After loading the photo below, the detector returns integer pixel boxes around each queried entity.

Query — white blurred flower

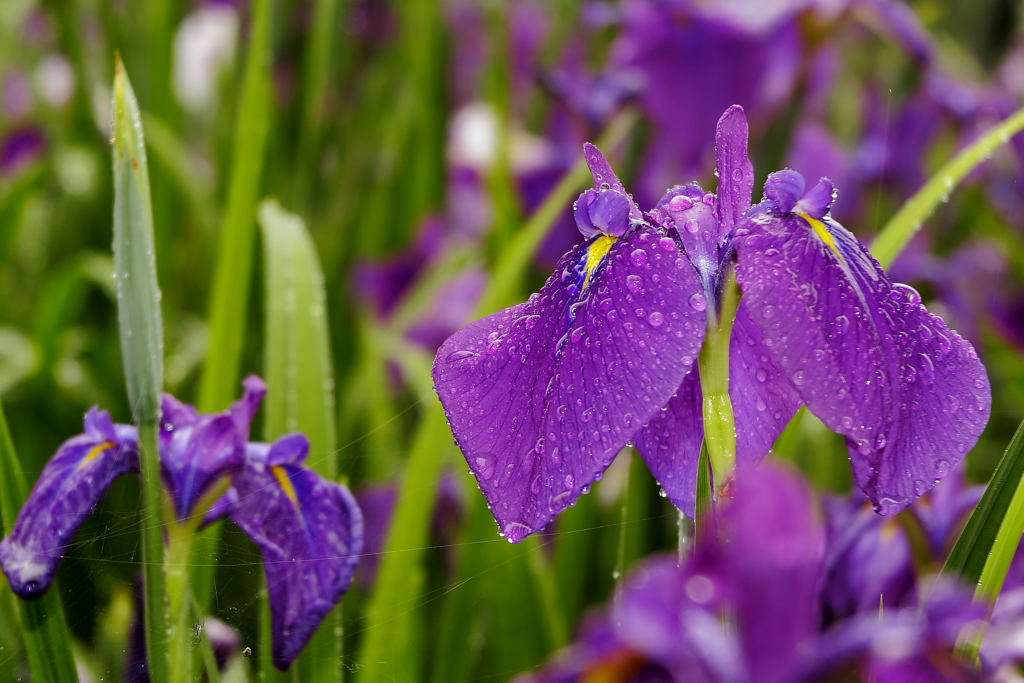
[172,5,238,115]
[448,100,553,174]
[35,54,75,108]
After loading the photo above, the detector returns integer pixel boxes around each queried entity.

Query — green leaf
[355,400,450,683]
[198,0,274,414]
[942,416,1024,587]
[111,56,169,683]
[258,198,341,682]
[871,104,1024,268]
[0,402,78,683]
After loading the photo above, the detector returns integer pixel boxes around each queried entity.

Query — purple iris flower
[0,376,363,671]
[519,463,983,683]
[434,103,990,542]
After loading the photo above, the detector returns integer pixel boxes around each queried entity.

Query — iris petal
[714,104,755,240]
[433,226,707,541]
[0,408,138,599]
[633,369,703,517]
[228,438,363,671]
[733,212,991,513]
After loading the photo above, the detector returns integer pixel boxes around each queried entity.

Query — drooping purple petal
[0,408,138,599]
[714,104,755,239]
[228,438,363,671]
[433,225,707,542]
[633,368,703,517]
[732,208,992,514]
[794,178,835,219]
[729,303,803,467]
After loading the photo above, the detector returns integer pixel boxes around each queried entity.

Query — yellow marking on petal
[77,441,115,471]
[271,465,299,509]
[798,212,844,263]
[582,234,616,291]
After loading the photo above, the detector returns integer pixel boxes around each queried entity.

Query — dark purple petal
[729,303,803,468]
[633,368,703,517]
[228,439,363,671]
[229,374,267,441]
[582,143,643,221]
[0,127,45,176]
[762,170,804,214]
[733,212,991,514]
[820,495,915,625]
[433,225,707,541]
[714,104,754,238]
[0,409,138,599]
[912,461,983,558]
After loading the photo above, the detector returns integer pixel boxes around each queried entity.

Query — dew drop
[669,195,693,211]
[684,218,700,234]
[626,274,644,293]
[833,315,850,335]
[565,474,575,489]
[755,397,767,412]
[658,236,678,252]
[648,311,665,327]
[919,353,936,386]
[732,168,743,181]
[841,416,853,429]
[570,327,584,343]
[606,309,619,323]
[936,460,951,477]
[874,433,887,449]
[793,370,806,386]
[762,305,776,320]
[756,369,767,383]
[476,457,496,480]
[913,479,928,496]
[631,249,648,268]
[689,293,707,311]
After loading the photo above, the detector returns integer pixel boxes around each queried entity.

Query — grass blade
[258,198,341,681]
[198,0,274,414]
[355,400,449,683]
[0,403,78,683]
[111,56,169,683]
[871,104,1024,268]
[942,416,1024,586]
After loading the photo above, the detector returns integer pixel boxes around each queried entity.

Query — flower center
[582,234,616,291]
[798,212,844,263]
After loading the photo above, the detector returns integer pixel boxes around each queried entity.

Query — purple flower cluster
[516,463,988,683]
[0,376,363,671]
[432,105,991,543]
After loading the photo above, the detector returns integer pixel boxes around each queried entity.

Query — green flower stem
[697,270,740,496]
[165,529,195,683]
[871,104,1024,269]
[137,423,169,683]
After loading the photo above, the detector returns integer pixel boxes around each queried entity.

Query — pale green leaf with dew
[111,55,169,683]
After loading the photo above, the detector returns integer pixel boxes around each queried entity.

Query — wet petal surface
[0,408,138,599]
[228,439,363,670]
[433,225,706,540]
[733,212,991,513]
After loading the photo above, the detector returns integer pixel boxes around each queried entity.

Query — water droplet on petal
[648,311,664,327]
[626,274,643,293]
[756,369,767,383]
[631,249,648,268]
[833,315,850,335]
[684,218,700,234]
[755,397,767,412]
[793,370,806,386]
[689,293,707,311]
[669,195,693,211]
[658,236,678,252]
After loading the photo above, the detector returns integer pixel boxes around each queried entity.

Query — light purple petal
[229,374,267,442]
[714,104,755,239]
[794,177,835,219]
[762,170,804,214]
[228,451,363,670]
[573,188,632,238]
[733,212,991,514]
[583,143,643,221]
[729,303,803,467]
[0,413,138,599]
[650,184,721,303]
[633,368,703,517]
[433,226,707,541]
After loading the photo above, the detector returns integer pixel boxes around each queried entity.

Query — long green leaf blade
[258,198,341,682]
[198,0,273,413]
[111,55,169,683]
[0,403,78,683]
[942,416,1024,585]
[871,104,1024,268]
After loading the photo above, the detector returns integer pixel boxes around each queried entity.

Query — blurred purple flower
[2,70,33,119]
[0,377,362,671]
[520,462,983,683]
[1,127,45,175]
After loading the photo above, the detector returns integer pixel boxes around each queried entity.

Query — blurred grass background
[0,0,1023,680]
